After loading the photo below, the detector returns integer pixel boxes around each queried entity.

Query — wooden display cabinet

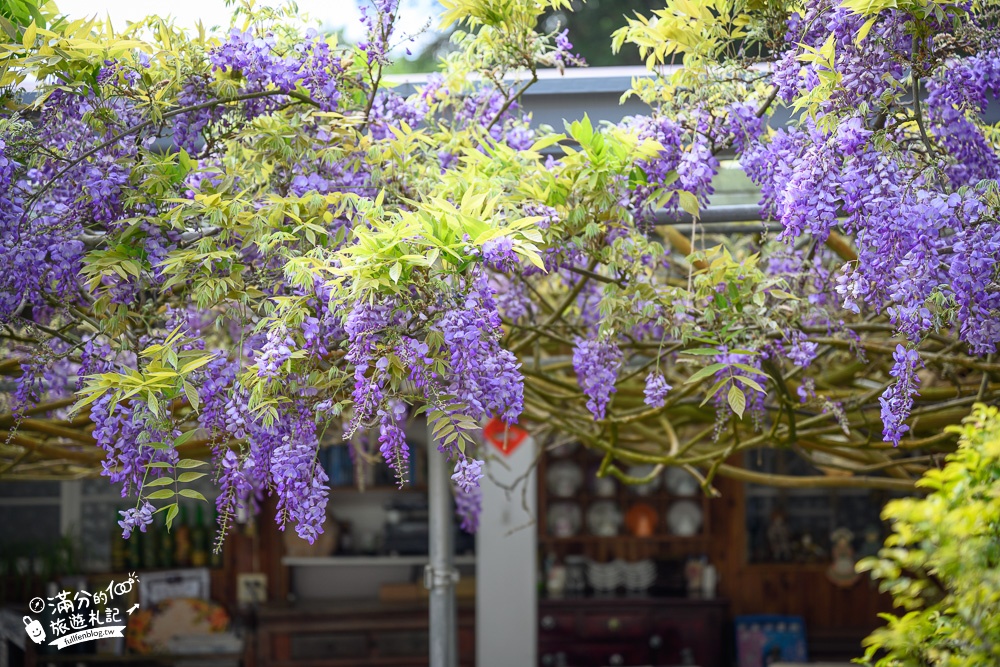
[536,445,728,667]
[538,597,727,667]
[537,445,713,562]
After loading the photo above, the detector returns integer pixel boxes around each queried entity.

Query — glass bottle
[190,505,209,567]
[141,519,158,570]
[158,513,175,569]
[126,523,142,571]
[174,505,192,567]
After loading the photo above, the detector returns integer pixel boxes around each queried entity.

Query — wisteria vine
[1,0,999,548]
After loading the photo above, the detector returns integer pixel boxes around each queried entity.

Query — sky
[56,0,442,53]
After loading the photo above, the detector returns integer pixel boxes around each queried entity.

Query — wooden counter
[255,599,474,667]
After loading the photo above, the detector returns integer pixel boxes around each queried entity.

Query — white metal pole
[426,438,458,667]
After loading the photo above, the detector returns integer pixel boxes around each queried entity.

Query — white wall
[476,436,537,667]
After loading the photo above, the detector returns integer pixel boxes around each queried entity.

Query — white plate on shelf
[665,466,700,497]
[666,500,703,537]
[547,502,582,537]
[546,460,584,498]
[591,468,617,497]
[586,501,622,537]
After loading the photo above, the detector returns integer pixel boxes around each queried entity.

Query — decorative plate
[624,503,658,537]
[664,467,699,497]
[547,502,583,537]
[590,469,617,498]
[586,501,622,537]
[666,500,703,537]
[546,461,584,498]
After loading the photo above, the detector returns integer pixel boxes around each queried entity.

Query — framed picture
[139,568,211,606]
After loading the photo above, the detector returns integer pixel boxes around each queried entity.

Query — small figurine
[826,527,860,587]
[685,556,705,594]
[767,509,792,561]
[857,524,882,559]
[796,532,826,562]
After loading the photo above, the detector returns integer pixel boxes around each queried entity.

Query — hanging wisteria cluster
[1,0,999,546]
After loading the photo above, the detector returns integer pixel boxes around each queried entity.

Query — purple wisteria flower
[437,269,523,425]
[118,501,154,539]
[786,333,819,368]
[369,89,427,140]
[482,236,517,271]
[643,372,672,409]
[345,300,394,431]
[378,399,410,487]
[572,337,623,420]
[879,345,922,446]
[551,30,585,71]
[217,449,254,532]
[454,482,482,533]
[256,324,295,380]
[271,417,329,543]
[451,458,484,494]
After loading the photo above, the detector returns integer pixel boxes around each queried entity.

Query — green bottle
[190,505,209,567]
[158,513,175,569]
[141,519,158,570]
[174,505,192,567]
[126,527,142,571]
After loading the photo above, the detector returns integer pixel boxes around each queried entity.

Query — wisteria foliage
[1,0,999,544]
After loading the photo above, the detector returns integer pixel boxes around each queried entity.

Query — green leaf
[22,21,36,49]
[146,489,176,500]
[177,471,207,483]
[734,375,766,393]
[184,380,201,412]
[700,377,731,407]
[855,16,877,45]
[728,385,746,419]
[177,458,208,469]
[685,363,727,384]
[178,489,207,502]
[677,190,699,217]
[730,363,767,378]
[175,429,199,447]
[180,356,214,374]
[144,477,174,487]
[165,503,179,530]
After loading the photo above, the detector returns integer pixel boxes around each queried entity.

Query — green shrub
[858,404,1000,666]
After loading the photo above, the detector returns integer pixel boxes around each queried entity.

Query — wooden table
[255,599,475,667]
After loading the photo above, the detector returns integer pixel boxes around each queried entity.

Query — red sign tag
[483,417,529,456]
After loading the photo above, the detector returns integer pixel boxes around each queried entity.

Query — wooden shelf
[537,449,713,560]
[282,555,476,567]
[539,535,710,544]
[742,561,831,572]
[327,485,428,494]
